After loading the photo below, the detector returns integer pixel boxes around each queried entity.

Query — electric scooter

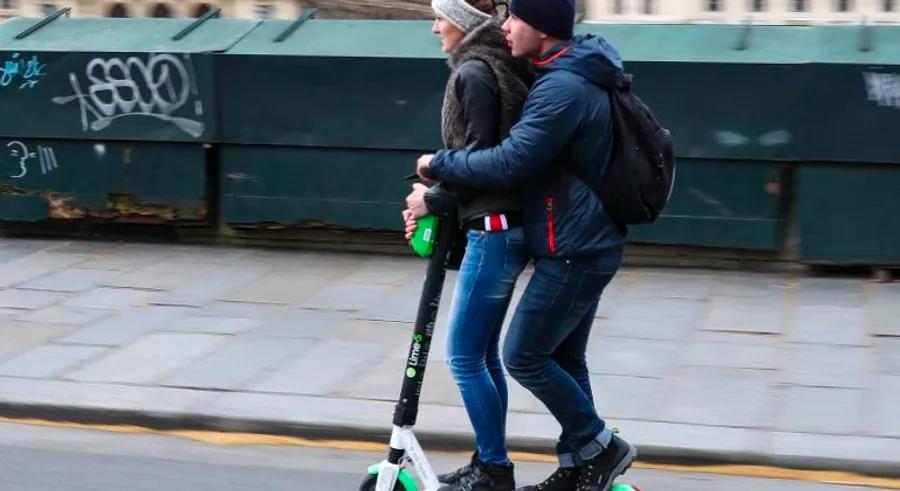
[359,208,641,491]
[358,210,455,491]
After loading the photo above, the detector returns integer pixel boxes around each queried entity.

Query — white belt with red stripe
[483,213,510,232]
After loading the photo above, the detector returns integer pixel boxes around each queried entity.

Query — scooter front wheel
[358,473,408,491]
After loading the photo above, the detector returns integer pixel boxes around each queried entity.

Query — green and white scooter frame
[368,425,440,491]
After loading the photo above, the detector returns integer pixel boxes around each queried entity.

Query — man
[414,1,636,490]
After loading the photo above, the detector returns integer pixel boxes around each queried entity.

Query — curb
[1,401,898,479]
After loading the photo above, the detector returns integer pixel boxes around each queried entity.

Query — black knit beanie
[509,0,576,40]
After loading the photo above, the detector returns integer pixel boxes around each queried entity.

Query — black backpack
[597,73,676,226]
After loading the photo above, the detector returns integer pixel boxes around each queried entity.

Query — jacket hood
[533,34,624,88]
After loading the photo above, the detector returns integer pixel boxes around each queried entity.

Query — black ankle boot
[438,451,479,484]
[516,466,579,491]
[439,460,515,491]
[575,434,637,491]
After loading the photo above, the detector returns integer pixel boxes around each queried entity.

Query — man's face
[501,13,544,58]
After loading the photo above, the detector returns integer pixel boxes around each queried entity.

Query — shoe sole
[597,444,638,491]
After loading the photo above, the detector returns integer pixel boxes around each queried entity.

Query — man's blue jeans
[446,228,528,466]
[502,248,623,467]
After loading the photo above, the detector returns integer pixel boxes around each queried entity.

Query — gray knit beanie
[431,0,492,33]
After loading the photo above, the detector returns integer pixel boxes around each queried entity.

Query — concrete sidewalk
[0,237,898,476]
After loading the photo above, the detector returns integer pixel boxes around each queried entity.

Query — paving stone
[662,366,774,428]
[356,281,422,323]
[419,363,465,407]
[0,246,42,264]
[507,376,547,413]
[76,251,165,273]
[18,269,122,293]
[0,321,75,361]
[587,337,680,378]
[0,344,107,378]
[591,375,665,421]
[693,330,780,345]
[794,277,865,307]
[192,301,289,321]
[318,352,402,403]
[624,269,715,300]
[778,385,867,434]
[253,309,355,339]
[703,296,787,334]
[340,319,417,349]
[60,306,193,346]
[0,376,214,415]
[249,339,386,395]
[219,271,326,305]
[708,273,793,299]
[246,249,358,270]
[103,260,216,291]
[67,333,227,384]
[162,337,314,390]
[879,376,900,438]
[594,272,633,319]
[770,431,900,476]
[600,297,703,341]
[163,316,261,335]
[203,391,394,432]
[169,246,253,265]
[64,287,157,310]
[299,283,397,311]
[681,340,781,370]
[0,289,64,310]
[876,337,900,375]
[17,305,113,326]
[781,344,874,388]
[0,251,90,288]
[336,255,422,285]
[149,267,269,307]
[790,305,869,346]
[42,241,118,255]
[868,281,900,335]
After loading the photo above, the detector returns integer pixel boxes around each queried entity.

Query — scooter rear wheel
[359,473,407,491]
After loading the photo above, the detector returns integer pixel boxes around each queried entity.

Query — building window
[150,3,172,17]
[643,0,654,14]
[40,3,56,15]
[750,0,765,11]
[792,0,808,11]
[108,2,129,17]
[835,0,852,11]
[1,0,16,10]
[883,0,895,10]
[193,3,213,17]
[612,0,624,14]
[706,0,721,11]
[255,4,276,19]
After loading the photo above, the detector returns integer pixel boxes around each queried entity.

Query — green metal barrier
[0,15,256,222]
[0,16,897,265]
[216,18,447,230]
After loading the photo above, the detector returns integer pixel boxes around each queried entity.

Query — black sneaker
[515,466,579,491]
[575,434,637,491]
[439,461,515,491]
[438,451,480,484]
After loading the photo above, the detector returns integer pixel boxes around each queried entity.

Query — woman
[402,1,532,490]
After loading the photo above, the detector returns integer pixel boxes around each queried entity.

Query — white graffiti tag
[863,72,900,109]
[7,141,59,179]
[52,53,204,138]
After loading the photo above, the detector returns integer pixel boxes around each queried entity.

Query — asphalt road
[0,420,889,491]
